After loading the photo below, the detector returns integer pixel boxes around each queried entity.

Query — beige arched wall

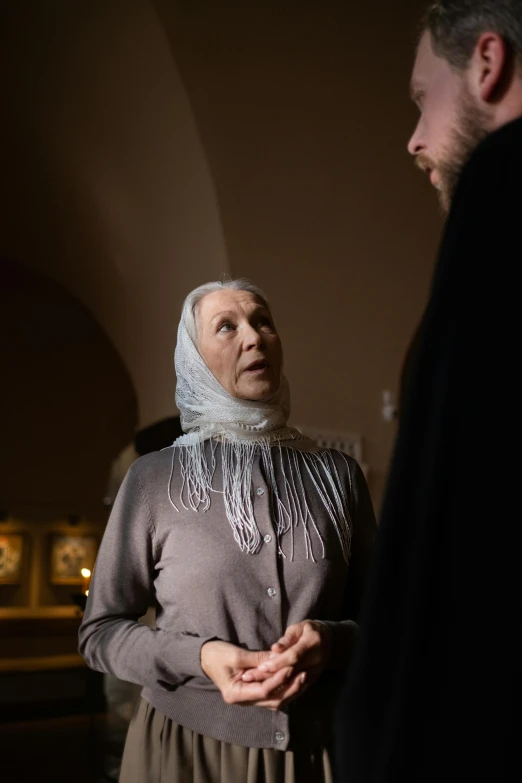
[155,0,444,509]
[0,259,137,519]
[0,258,137,624]
[0,0,229,429]
[1,0,445,511]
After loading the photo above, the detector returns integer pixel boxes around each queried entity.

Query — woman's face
[196,289,283,401]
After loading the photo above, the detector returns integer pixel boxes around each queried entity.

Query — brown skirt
[119,698,333,783]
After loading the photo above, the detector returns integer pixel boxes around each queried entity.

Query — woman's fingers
[201,639,314,711]
[250,666,294,699]
[259,671,307,710]
[270,623,303,653]
[271,636,290,653]
[259,637,311,673]
[241,646,302,679]
[224,666,293,705]
[261,623,325,673]
[241,667,274,683]
[233,647,272,671]
[201,640,269,684]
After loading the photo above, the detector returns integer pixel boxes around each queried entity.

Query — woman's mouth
[245,360,269,374]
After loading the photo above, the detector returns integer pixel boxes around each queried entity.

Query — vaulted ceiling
[1,0,440,509]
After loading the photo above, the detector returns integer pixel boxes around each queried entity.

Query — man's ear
[470,32,508,102]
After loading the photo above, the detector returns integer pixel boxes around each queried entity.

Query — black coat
[334,117,522,782]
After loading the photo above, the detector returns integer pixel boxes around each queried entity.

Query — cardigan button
[275,731,285,742]
[267,587,276,597]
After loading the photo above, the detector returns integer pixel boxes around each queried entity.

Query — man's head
[408,1,522,213]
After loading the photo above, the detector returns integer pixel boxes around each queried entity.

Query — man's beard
[418,91,490,215]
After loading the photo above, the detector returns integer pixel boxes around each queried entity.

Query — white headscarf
[168,291,352,561]
[174,309,294,441]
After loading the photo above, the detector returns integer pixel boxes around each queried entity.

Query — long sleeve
[321,460,377,669]
[78,461,214,689]
[334,119,522,782]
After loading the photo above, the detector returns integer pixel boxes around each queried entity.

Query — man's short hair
[422,1,522,70]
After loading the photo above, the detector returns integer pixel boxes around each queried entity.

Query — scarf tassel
[167,438,352,563]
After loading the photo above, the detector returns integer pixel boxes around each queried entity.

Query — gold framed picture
[0,534,24,584]
[50,535,98,585]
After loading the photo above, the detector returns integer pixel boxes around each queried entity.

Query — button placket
[253,478,275,548]
[252,468,281,655]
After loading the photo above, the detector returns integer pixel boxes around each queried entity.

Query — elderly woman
[79,278,376,783]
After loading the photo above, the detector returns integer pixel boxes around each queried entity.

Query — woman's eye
[259,318,274,329]
[218,322,235,332]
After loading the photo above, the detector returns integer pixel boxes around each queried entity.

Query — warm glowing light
[81,567,92,600]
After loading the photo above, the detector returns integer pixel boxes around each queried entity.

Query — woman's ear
[470,32,508,102]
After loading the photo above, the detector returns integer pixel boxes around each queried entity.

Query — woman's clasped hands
[200,620,332,711]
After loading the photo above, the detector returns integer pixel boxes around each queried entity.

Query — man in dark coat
[334,2,522,781]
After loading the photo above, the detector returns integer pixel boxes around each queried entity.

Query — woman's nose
[244,324,264,349]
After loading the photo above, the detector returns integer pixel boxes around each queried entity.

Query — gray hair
[181,278,271,345]
[421,1,522,70]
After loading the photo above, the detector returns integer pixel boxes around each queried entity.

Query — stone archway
[0,258,137,520]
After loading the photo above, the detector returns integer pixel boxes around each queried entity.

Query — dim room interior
[0,1,442,780]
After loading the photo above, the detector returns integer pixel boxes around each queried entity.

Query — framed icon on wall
[49,534,98,585]
[0,534,24,584]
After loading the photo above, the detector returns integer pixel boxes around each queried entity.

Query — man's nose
[407,122,425,157]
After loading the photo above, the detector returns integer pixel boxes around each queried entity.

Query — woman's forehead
[199,289,267,321]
